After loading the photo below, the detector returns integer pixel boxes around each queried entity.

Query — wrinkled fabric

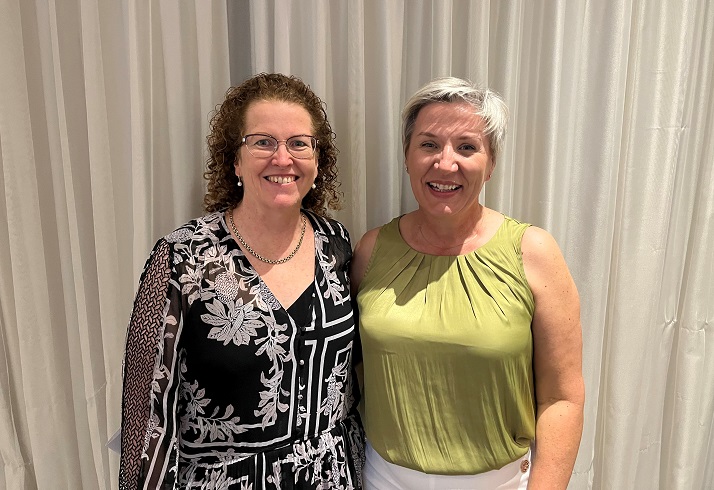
[358,216,534,475]
[120,211,365,489]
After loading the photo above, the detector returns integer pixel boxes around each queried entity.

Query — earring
[311,182,317,189]
[237,176,243,187]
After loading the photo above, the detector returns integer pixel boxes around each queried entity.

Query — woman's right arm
[119,239,182,490]
[349,227,380,391]
[349,227,380,296]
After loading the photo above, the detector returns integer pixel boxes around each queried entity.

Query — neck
[234,201,303,232]
[228,203,308,265]
[415,205,485,245]
[230,202,305,254]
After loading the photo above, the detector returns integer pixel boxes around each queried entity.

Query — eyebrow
[416,131,483,140]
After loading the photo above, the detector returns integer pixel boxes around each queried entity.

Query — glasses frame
[241,133,318,159]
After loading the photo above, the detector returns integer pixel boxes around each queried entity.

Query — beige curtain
[236,1,714,489]
[1,0,712,489]
[0,0,229,488]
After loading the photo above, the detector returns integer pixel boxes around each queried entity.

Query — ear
[234,157,241,178]
[485,159,496,181]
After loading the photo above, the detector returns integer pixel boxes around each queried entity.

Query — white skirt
[363,441,531,490]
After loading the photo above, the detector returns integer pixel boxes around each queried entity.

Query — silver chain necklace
[228,210,307,265]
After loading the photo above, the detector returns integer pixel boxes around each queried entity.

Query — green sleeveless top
[357,215,536,475]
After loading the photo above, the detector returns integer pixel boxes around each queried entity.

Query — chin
[270,196,305,209]
[419,203,457,215]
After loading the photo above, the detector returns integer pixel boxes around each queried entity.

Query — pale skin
[351,101,584,488]
[228,100,319,308]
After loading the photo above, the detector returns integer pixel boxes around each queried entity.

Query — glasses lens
[286,136,316,158]
[245,135,278,156]
[243,134,316,158]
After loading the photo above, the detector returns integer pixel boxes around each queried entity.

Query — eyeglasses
[241,133,318,159]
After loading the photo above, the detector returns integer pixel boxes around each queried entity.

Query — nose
[434,145,458,172]
[273,143,293,166]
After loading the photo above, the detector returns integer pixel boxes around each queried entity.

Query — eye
[253,138,275,148]
[287,136,316,153]
[420,141,438,151]
[458,143,480,153]
[288,139,309,149]
[456,141,483,156]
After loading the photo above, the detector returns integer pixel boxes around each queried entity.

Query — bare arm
[521,227,585,490]
[349,227,380,391]
[350,227,380,296]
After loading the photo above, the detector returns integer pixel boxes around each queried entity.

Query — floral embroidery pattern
[123,211,364,489]
[203,298,263,346]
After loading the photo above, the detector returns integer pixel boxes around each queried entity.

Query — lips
[428,182,461,192]
[266,176,298,184]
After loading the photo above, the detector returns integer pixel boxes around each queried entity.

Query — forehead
[414,102,485,135]
[244,100,314,133]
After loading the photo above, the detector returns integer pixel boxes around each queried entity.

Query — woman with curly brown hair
[120,73,365,489]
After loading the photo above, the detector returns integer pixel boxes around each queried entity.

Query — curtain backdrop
[0,0,229,488]
[0,0,712,489]
[234,1,714,489]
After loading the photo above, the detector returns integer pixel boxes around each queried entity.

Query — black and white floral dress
[119,210,365,490]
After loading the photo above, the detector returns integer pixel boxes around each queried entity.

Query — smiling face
[235,100,318,213]
[405,101,494,219]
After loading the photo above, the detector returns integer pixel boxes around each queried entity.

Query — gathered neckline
[395,214,508,258]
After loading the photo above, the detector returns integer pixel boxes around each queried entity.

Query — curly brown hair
[203,73,342,216]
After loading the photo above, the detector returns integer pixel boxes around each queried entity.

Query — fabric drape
[1,0,712,489]
[0,1,229,488]
[239,1,714,489]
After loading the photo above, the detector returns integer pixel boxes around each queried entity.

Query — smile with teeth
[428,182,461,192]
[266,176,297,184]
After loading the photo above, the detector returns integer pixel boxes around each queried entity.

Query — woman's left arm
[521,226,585,490]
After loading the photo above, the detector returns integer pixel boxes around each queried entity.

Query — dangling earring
[237,176,243,187]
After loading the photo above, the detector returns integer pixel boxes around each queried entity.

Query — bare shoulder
[521,226,579,322]
[521,226,578,310]
[521,225,560,259]
[350,226,382,295]
[521,226,571,289]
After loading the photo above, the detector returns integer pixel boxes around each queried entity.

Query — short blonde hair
[402,77,509,164]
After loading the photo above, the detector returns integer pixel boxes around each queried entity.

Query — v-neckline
[221,211,319,314]
[285,281,315,327]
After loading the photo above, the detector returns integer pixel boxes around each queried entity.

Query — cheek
[404,153,418,174]
[409,171,424,192]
